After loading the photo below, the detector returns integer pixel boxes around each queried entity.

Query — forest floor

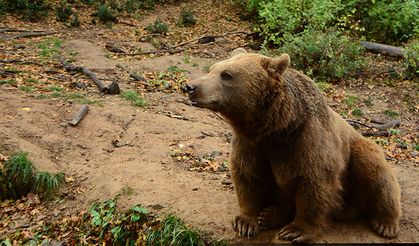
[0,0,418,244]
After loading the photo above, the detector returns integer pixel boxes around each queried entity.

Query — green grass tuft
[34,172,65,197]
[146,214,203,246]
[120,90,146,107]
[1,151,65,201]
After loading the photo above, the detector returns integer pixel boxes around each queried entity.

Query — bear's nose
[183,83,197,95]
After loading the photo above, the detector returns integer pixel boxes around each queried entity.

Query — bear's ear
[264,53,290,76]
[231,48,248,57]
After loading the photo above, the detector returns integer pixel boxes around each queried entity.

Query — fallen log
[347,119,401,131]
[118,48,185,56]
[362,131,390,137]
[1,31,58,41]
[170,30,251,49]
[59,57,120,94]
[0,59,42,65]
[360,41,404,58]
[69,105,89,126]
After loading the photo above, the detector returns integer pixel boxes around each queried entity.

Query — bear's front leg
[277,179,342,243]
[231,173,274,238]
[229,138,276,238]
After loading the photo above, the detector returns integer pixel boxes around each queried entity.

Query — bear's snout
[183,83,197,96]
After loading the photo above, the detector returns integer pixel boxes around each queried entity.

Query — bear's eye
[220,71,233,81]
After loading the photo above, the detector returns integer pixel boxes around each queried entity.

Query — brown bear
[185,48,401,243]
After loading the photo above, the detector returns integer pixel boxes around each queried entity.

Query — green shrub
[278,29,366,81]
[249,0,342,45]
[146,18,169,34]
[178,9,196,27]
[95,3,118,23]
[358,0,418,44]
[244,0,418,45]
[56,0,73,22]
[0,0,50,21]
[70,14,81,27]
[403,41,419,79]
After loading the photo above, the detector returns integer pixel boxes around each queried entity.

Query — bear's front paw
[277,222,314,243]
[232,215,260,238]
[257,206,283,231]
[370,220,399,238]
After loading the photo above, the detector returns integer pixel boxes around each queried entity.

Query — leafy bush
[243,0,418,45]
[146,18,169,34]
[351,0,418,44]
[56,0,73,22]
[178,9,196,27]
[0,152,65,200]
[249,0,341,45]
[0,0,50,21]
[278,29,366,81]
[403,41,419,79]
[95,3,118,23]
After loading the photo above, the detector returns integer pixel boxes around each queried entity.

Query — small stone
[221,179,232,185]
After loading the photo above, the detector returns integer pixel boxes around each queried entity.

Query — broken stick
[59,57,120,94]
[69,105,89,126]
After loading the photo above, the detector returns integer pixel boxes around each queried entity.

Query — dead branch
[69,105,89,126]
[371,119,401,131]
[347,119,401,131]
[361,41,404,58]
[105,42,126,53]
[0,27,52,33]
[1,31,58,41]
[170,31,251,49]
[0,59,42,65]
[118,48,185,56]
[362,131,390,137]
[59,57,120,94]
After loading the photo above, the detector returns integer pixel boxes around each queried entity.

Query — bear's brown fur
[185,49,401,243]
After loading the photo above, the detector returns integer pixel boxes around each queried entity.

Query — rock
[221,179,232,185]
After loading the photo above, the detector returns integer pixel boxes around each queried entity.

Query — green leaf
[131,205,148,214]
[131,214,141,222]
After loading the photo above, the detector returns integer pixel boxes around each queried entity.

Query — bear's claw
[232,215,260,238]
[277,222,312,243]
[371,220,399,238]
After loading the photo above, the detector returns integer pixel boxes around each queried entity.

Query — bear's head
[185,49,290,125]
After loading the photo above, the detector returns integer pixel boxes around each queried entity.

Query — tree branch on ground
[68,105,89,126]
[59,57,120,94]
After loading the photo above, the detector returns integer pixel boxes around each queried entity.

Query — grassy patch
[19,85,35,93]
[0,79,17,86]
[146,214,202,245]
[36,92,101,105]
[344,95,359,107]
[383,109,399,118]
[351,108,364,117]
[0,152,64,200]
[120,90,146,107]
[38,37,62,60]
[48,86,64,92]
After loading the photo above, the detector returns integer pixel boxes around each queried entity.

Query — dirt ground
[0,0,418,244]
